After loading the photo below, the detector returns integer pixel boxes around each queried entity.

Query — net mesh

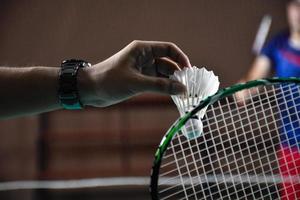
[157,83,300,200]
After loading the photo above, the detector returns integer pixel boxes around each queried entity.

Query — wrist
[77,67,95,106]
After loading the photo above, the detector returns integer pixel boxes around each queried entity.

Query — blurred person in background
[236,1,300,199]
[0,40,190,119]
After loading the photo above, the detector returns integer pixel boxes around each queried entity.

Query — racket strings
[278,85,300,199]
[199,84,296,198]
[162,96,290,180]
[161,87,300,168]
[173,90,282,198]
[159,129,281,190]
[162,104,276,197]
[157,83,300,200]
[161,122,282,198]
[160,111,294,184]
[172,78,288,121]
[237,86,278,198]
[162,85,300,161]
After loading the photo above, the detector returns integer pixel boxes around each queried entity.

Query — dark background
[0,0,288,199]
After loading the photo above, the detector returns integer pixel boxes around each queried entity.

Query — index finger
[135,41,191,68]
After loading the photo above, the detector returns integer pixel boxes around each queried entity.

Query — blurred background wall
[0,0,288,199]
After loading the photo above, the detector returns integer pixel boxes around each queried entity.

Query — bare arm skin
[0,40,191,119]
[235,55,272,104]
[0,67,62,119]
[239,55,271,83]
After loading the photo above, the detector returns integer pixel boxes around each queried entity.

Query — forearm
[0,66,62,119]
[0,41,191,119]
[241,56,271,82]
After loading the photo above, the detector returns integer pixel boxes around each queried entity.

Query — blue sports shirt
[261,31,300,148]
[261,31,300,77]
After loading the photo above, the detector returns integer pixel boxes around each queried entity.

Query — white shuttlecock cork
[170,66,220,139]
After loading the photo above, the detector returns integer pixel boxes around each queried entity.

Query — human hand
[234,80,252,106]
[79,40,191,107]
[235,89,249,106]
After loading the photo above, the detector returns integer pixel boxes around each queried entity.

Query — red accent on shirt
[281,50,300,67]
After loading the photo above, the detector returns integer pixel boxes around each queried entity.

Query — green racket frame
[149,77,300,200]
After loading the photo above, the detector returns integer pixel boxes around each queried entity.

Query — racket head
[150,77,300,200]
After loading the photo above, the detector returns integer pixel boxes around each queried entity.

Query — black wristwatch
[58,59,91,110]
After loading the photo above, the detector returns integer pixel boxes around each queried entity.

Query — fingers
[124,40,190,96]
[135,74,186,95]
[235,88,253,107]
[130,40,191,68]
[155,57,181,76]
[235,91,247,107]
[151,41,191,68]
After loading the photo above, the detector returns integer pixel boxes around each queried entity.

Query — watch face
[62,59,91,68]
[82,62,92,68]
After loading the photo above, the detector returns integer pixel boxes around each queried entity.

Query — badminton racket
[150,77,300,200]
[252,14,272,55]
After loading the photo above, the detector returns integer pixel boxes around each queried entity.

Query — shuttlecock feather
[170,66,219,139]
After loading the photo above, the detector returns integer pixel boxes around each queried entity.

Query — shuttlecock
[170,66,219,139]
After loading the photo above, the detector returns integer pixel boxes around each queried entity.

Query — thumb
[136,75,186,95]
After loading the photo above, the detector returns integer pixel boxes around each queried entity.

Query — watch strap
[58,59,91,110]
